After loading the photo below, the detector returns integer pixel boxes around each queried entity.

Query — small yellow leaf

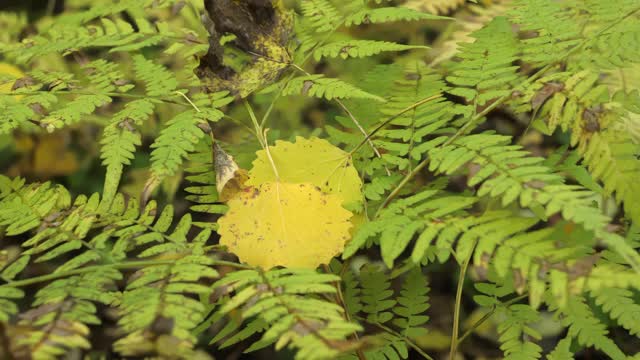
[214,142,249,202]
[32,134,79,177]
[218,182,353,269]
[248,137,362,209]
[0,63,25,97]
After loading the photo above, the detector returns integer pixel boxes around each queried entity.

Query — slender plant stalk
[456,293,529,346]
[449,240,476,360]
[357,316,435,360]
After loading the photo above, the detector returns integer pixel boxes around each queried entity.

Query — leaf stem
[244,99,266,148]
[449,240,476,360]
[357,316,434,360]
[456,293,528,346]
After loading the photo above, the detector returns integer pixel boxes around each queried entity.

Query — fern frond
[429,0,511,66]
[346,191,602,307]
[114,253,218,357]
[8,269,120,359]
[428,133,562,206]
[517,70,640,224]
[392,267,429,338]
[300,0,341,32]
[427,133,640,273]
[99,99,154,205]
[100,198,205,260]
[20,193,103,272]
[344,7,447,26]
[183,137,228,224]
[376,61,453,169]
[554,296,626,360]
[497,304,542,360]
[84,59,134,93]
[49,0,175,27]
[547,337,573,360]
[446,16,520,106]
[283,75,385,101]
[474,283,543,359]
[0,176,70,236]
[133,54,179,97]
[345,189,478,266]
[0,286,23,322]
[113,219,218,357]
[592,287,640,336]
[41,94,112,131]
[360,265,396,324]
[314,40,426,60]
[350,333,408,360]
[5,16,183,63]
[0,95,34,135]
[572,0,640,69]
[508,0,582,65]
[209,268,362,359]
[581,119,640,224]
[330,260,363,318]
[150,107,220,181]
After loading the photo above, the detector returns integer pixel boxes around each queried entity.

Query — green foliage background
[0,0,639,359]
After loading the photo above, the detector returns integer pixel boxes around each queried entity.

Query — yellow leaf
[248,137,362,209]
[218,182,353,269]
[32,134,79,177]
[0,63,25,96]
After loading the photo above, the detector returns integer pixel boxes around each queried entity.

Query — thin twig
[357,316,435,360]
[456,293,528,346]
[449,240,476,360]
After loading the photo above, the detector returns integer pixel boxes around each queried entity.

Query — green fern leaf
[592,287,640,336]
[498,304,542,360]
[0,286,23,322]
[133,54,178,97]
[446,17,520,106]
[284,75,385,101]
[392,267,430,338]
[344,7,447,26]
[209,268,361,359]
[115,255,218,356]
[556,296,626,360]
[360,265,396,324]
[0,95,34,135]
[300,0,341,32]
[313,40,426,60]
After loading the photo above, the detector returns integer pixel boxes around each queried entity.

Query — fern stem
[357,316,434,360]
[5,259,250,288]
[244,99,266,149]
[349,93,443,158]
[175,91,201,112]
[456,293,528,346]
[449,240,476,360]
